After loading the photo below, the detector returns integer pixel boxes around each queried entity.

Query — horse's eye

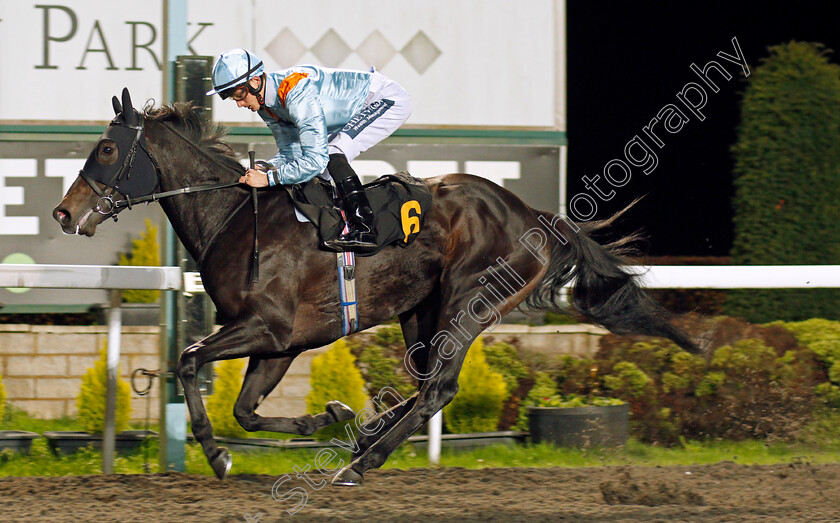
[97,141,118,165]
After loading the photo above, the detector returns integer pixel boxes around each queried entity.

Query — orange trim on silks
[277,72,309,107]
[263,106,281,122]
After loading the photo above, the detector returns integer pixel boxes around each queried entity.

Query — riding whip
[249,150,260,284]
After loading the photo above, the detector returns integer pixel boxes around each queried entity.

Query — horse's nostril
[53,208,70,226]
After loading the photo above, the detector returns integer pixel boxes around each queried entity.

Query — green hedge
[772,319,840,407]
[330,317,840,443]
[726,41,840,322]
[484,341,531,430]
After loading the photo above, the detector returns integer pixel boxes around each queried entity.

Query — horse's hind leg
[233,356,355,435]
[332,316,475,486]
[352,305,435,458]
[352,393,417,460]
[332,287,495,485]
[333,245,545,485]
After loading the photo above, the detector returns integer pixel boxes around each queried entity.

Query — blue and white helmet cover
[206,49,265,98]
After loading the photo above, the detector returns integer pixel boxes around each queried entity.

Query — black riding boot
[325,153,378,252]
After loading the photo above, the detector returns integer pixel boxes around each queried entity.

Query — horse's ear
[121,88,138,125]
[112,96,122,116]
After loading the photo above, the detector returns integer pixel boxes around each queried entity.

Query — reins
[113,178,242,210]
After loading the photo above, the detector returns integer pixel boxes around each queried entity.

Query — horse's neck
[145,121,248,264]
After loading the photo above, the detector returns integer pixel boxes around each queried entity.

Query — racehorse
[53,89,699,485]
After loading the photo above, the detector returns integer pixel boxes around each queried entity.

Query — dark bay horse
[53,89,698,484]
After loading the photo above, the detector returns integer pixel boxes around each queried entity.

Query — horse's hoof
[326,400,356,423]
[331,466,364,486]
[210,447,232,480]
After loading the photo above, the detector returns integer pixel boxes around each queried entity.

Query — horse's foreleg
[176,315,285,479]
[233,356,355,435]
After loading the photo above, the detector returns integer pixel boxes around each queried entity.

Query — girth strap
[336,250,359,336]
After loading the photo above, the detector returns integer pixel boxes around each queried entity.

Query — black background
[566,0,840,256]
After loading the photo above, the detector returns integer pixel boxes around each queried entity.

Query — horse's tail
[525,204,701,354]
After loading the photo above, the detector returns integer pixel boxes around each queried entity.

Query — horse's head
[53,88,160,236]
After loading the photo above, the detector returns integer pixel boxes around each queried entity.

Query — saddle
[283,171,432,256]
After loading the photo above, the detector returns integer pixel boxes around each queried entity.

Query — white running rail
[0,264,181,474]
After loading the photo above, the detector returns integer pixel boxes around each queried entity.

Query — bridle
[80,118,241,222]
[80,119,159,220]
[79,115,259,283]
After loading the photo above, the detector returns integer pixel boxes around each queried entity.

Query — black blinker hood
[81,88,159,199]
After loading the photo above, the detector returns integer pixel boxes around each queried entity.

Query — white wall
[0,0,564,129]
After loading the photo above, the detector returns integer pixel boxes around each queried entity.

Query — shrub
[710,339,778,378]
[535,394,625,408]
[77,345,132,434]
[515,370,625,429]
[119,218,161,303]
[695,371,726,397]
[773,318,840,407]
[484,341,531,430]
[814,382,840,408]
[524,371,558,402]
[774,319,840,375]
[694,338,817,440]
[443,339,507,433]
[484,342,529,394]
[515,371,558,430]
[357,345,415,411]
[662,352,706,394]
[0,373,6,422]
[603,361,654,399]
[347,324,417,409]
[726,41,840,322]
[602,352,687,443]
[596,324,820,444]
[306,340,368,440]
[552,355,601,396]
[206,359,247,439]
[598,338,684,379]
[370,324,404,347]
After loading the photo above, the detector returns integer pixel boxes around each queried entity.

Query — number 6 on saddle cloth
[286,171,432,256]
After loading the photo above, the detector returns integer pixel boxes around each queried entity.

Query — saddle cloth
[283,171,432,257]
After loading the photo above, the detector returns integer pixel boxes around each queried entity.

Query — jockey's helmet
[206,49,265,99]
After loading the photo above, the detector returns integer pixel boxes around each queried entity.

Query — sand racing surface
[2,461,840,521]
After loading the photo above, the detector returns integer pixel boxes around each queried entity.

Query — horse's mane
[144,102,244,174]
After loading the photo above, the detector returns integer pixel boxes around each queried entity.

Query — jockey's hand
[239,168,269,188]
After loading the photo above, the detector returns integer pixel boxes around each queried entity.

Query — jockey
[206,48,412,252]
